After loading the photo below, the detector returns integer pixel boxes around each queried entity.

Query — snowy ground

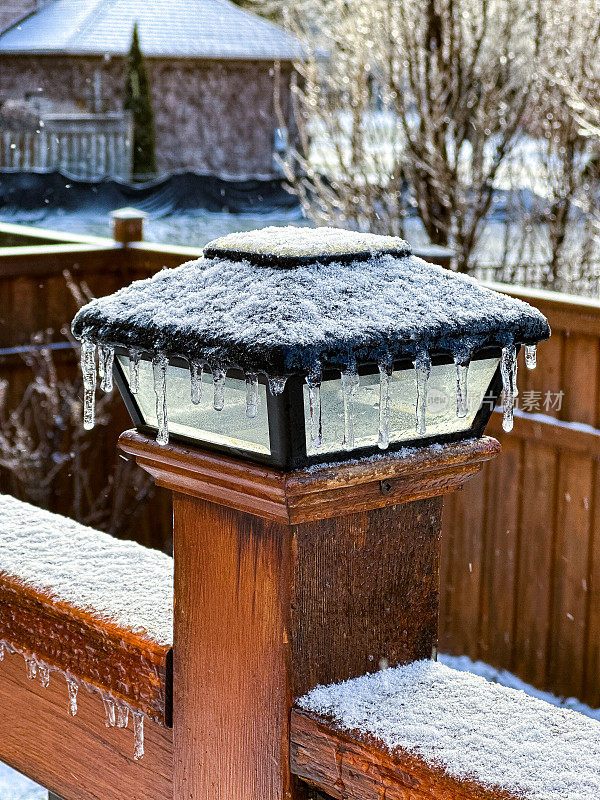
[1,652,598,799]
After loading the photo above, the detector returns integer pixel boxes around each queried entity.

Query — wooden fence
[2,223,600,705]
[441,284,600,707]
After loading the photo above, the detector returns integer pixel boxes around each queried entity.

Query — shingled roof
[0,0,301,60]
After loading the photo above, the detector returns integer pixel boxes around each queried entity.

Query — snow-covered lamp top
[71,226,550,463]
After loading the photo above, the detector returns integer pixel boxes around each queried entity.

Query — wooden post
[111,208,146,245]
[119,431,500,800]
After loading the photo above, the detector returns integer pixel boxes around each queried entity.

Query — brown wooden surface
[290,498,441,697]
[172,494,292,800]
[119,431,500,524]
[290,709,518,800]
[0,573,170,723]
[441,279,600,707]
[0,647,173,800]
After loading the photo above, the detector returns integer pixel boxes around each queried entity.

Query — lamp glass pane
[304,357,499,456]
[117,356,271,455]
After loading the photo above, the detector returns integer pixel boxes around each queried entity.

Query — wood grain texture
[290,709,518,800]
[0,575,170,723]
[119,431,500,524]
[290,498,442,697]
[172,494,292,800]
[0,648,173,800]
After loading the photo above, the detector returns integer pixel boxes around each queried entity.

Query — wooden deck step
[291,660,600,800]
[0,494,173,724]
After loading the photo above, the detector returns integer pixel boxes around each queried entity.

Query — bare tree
[280,0,543,272]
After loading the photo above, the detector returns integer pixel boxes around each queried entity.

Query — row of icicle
[81,341,538,448]
[0,640,145,760]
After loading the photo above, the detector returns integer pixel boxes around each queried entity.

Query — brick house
[0,0,299,178]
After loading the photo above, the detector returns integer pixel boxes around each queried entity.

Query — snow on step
[0,494,173,733]
[297,659,600,800]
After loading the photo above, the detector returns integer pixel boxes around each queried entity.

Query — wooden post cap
[110,207,147,245]
[118,430,501,523]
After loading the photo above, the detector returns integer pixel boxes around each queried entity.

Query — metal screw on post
[380,479,393,495]
[110,207,147,246]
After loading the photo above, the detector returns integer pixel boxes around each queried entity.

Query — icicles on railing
[0,641,5,661]
[133,711,144,760]
[129,349,141,394]
[378,356,393,450]
[525,344,537,370]
[306,366,323,449]
[414,351,431,435]
[341,368,360,450]
[455,360,469,419]
[25,655,37,680]
[152,354,169,446]
[38,662,50,688]
[117,704,130,729]
[190,361,203,405]
[501,343,517,432]
[103,697,116,727]
[213,369,226,411]
[66,676,78,716]
[246,374,259,419]
[81,340,96,430]
[99,345,114,393]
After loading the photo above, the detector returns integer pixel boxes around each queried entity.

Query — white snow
[297,659,600,800]
[0,762,46,800]
[0,494,173,647]
[205,225,410,260]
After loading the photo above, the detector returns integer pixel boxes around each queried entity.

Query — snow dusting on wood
[0,494,173,647]
[298,659,600,800]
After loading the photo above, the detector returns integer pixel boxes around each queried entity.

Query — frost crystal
[152,354,169,446]
[525,344,537,370]
[25,656,37,680]
[38,662,50,688]
[0,641,5,662]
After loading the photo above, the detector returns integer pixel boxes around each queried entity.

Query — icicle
[190,361,203,405]
[525,344,537,370]
[99,346,114,393]
[66,677,78,716]
[117,704,130,729]
[133,711,144,760]
[0,641,5,661]
[152,354,169,446]
[38,662,50,688]
[306,366,323,449]
[501,343,517,433]
[213,369,226,411]
[414,351,431,435]
[25,656,37,680]
[377,357,393,450]
[103,697,116,728]
[129,349,141,394]
[81,340,97,430]
[341,369,360,451]
[268,375,288,396]
[245,374,259,418]
[455,360,469,419]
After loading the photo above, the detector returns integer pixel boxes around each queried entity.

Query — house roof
[0,0,300,61]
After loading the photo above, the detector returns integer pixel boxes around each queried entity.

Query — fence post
[110,207,146,245]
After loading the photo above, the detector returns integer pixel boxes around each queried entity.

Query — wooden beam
[290,709,519,800]
[0,649,173,800]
